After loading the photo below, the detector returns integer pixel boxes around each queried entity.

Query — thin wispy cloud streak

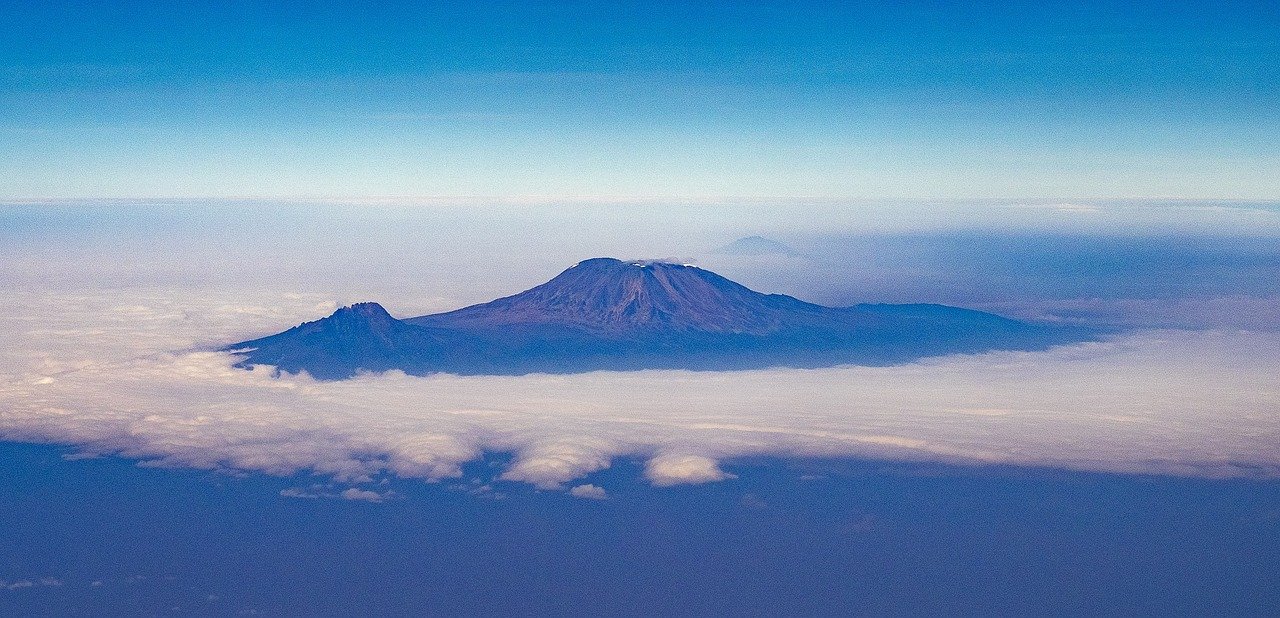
[2,288,1276,489]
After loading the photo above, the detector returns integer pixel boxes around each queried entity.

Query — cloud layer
[2,287,1278,491]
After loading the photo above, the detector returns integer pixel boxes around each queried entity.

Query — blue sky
[1,1,1277,198]
[3,7,1280,613]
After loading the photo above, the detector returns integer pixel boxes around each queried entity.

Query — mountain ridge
[225,258,1093,379]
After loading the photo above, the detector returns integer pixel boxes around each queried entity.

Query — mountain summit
[414,258,802,335]
[225,258,1091,379]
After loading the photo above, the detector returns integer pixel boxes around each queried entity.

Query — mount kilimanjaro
[224,258,1091,379]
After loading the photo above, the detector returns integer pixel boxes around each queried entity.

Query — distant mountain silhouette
[714,236,805,257]
[225,258,1093,379]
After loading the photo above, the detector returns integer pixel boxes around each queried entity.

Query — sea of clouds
[2,201,1278,494]
[2,286,1277,492]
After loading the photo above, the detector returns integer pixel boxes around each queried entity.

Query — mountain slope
[225,302,496,379]
[225,258,1092,379]
[409,258,823,334]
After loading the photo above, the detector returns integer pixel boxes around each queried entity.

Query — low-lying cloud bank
[1,289,1278,490]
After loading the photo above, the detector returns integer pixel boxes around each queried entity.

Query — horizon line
[3,195,1277,206]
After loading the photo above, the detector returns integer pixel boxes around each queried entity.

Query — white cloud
[1,578,62,591]
[498,439,617,489]
[646,455,736,486]
[340,488,391,503]
[568,484,608,500]
[281,484,392,502]
[0,288,1278,492]
[280,487,322,499]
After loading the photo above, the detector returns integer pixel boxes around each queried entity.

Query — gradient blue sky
[1,0,1277,198]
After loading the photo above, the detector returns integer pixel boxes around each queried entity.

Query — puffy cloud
[646,455,735,486]
[0,288,1278,492]
[499,439,617,489]
[568,484,608,500]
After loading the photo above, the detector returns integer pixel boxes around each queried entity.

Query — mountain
[220,302,497,378]
[411,258,807,335]
[714,236,805,258]
[224,258,1092,379]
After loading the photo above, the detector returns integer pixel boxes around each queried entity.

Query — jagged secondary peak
[275,302,402,345]
[330,302,394,322]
